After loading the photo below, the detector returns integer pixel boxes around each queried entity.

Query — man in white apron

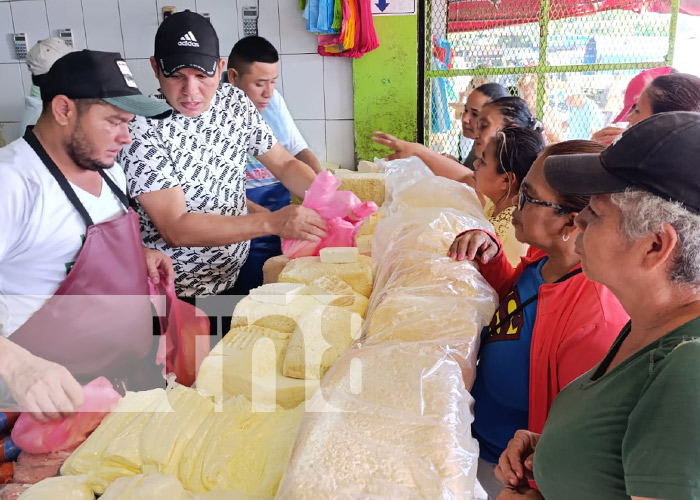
[0,50,173,420]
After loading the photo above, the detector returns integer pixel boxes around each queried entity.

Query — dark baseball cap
[154,10,220,77]
[544,111,700,213]
[41,50,171,118]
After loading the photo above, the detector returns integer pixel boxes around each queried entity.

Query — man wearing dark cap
[495,112,700,500]
[118,11,326,309]
[0,50,173,419]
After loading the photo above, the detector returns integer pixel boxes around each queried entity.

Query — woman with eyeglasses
[448,140,628,500]
[473,127,545,266]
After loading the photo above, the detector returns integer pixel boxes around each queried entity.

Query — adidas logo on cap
[178,31,199,47]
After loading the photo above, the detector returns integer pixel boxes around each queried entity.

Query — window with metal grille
[423,0,700,162]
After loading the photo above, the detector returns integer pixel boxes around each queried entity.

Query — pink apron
[10,131,154,385]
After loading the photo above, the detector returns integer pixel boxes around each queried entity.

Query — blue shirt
[237,90,309,294]
[245,89,307,197]
[471,258,547,463]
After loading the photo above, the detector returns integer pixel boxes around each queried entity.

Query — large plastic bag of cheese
[275,342,479,500]
[364,294,491,385]
[369,249,498,332]
[379,157,485,221]
[371,208,492,264]
[372,248,485,297]
[17,475,93,500]
[12,377,121,454]
[282,171,377,258]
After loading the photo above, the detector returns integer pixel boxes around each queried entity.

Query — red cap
[613,67,674,123]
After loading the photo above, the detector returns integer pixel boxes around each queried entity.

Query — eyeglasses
[517,187,577,214]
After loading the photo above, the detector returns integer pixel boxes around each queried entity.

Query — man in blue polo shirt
[227,36,322,294]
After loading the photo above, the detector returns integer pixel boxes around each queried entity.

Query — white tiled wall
[0,0,356,167]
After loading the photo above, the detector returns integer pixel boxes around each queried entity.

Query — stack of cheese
[355,211,383,256]
[59,386,304,498]
[197,248,372,409]
[278,249,373,298]
[276,157,498,499]
[332,168,386,207]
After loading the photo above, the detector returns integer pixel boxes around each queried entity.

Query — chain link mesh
[424,0,688,160]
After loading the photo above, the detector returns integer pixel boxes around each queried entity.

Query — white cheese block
[356,235,372,256]
[357,160,379,173]
[319,247,358,264]
[249,282,305,305]
[304,275,355,306]
[335,172,386,206]
[282,305,363,380]
[278,255,373,298]
[262,255,290,284]
[231,293,368,334]
[195,326,320,409]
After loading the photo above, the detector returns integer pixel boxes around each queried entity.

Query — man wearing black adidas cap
[118,11,325,310]
[0,50,173,419]
[495,112,700,500]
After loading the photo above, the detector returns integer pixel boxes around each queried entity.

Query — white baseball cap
[26,37,73,76]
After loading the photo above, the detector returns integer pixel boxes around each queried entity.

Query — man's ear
[51,95,75,126]
[226,68,238,85]
[227,67,238,85]
[149,56,158,77]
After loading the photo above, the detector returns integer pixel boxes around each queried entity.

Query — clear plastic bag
[282,171,377,258]
[12,377,121,454]
[379,156,485,220]
[371,208,493,267]
[277,158,499,499]
[275,342,479,500]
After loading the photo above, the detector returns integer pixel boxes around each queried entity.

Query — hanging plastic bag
[150,272,210,388]
[11,377,121,454]
[282,171,377,258]
[318,0,378,58]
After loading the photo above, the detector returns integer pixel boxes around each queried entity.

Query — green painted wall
[353,14,419,162]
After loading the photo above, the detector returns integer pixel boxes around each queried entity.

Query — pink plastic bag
[11,377,121,453]
[150,272,210,387]
[282,171,377,258]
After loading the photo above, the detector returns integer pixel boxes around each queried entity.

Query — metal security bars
[423,0,690,161]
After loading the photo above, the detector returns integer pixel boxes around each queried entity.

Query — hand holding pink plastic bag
[11,377,121,453]
[282,171,377,258]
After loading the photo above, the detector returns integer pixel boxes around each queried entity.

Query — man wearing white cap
[19,37,73,135]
